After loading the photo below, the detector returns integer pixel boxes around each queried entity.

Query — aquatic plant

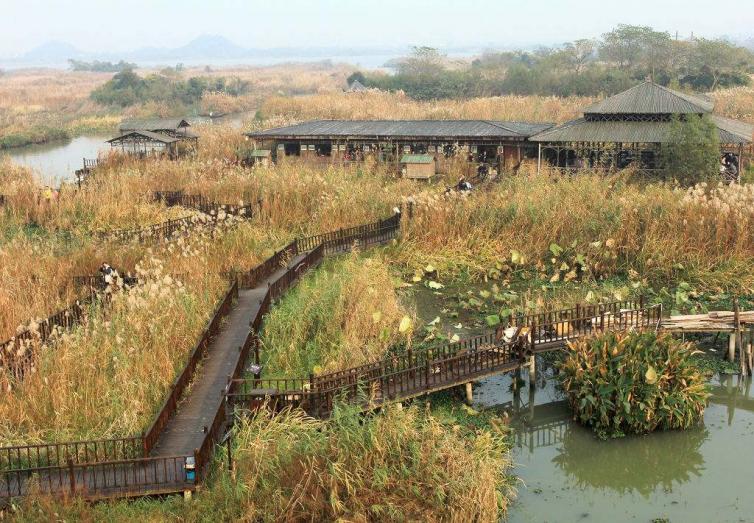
[558,331,710,438]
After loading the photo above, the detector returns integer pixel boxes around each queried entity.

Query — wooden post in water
[529,322,536,388]
[465,382,473,405]
[528,354,536,388]
[728,332,736,362]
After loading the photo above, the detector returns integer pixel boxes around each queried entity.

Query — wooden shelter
[109,117,199,159]
[245,119,553,172]
[530,81,754,175]
[400,154,436,179]
[346,79,369,92]
[106,130,180,158]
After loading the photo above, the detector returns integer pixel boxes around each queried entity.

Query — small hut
[106,131,180,158]
[401,154,436,179]
[245,149,272,167]
[347,79,369,93]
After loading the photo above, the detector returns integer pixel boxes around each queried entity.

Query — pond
[4,134,112,186]
[2,112,255,186]
[473,363,754,523]
[404,282,754,522]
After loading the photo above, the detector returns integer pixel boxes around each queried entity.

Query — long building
[245,119,554,171]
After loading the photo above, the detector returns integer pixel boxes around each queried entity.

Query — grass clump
[261,252,412,376]
[558,331,710,439]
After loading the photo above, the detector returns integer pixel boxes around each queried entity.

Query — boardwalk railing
[228,339,522,418]
[154,191,253,219]
[98,215,207,244]
[1,455,191,501]
[142,280,238,454]
[0,281,238,505]
[227,302,663,418]
[296,213,401,254]
[0,437,145,473]
[0,292,97,381]
[239,240,299,289]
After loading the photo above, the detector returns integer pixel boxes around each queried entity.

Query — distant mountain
[129,35,250,61]
[1,34,412,69]
[19,40,85,64]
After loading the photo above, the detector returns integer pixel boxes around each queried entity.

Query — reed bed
[0,228,230,443]
[397,174,754,292]
[261,253,414,376]
[259,90,592,124]
[13,405,514,522]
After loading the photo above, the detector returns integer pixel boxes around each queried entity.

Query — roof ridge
[482,120,519,134]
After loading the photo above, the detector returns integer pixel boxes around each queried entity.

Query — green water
[472,368,754,523]
[405,277,754,522]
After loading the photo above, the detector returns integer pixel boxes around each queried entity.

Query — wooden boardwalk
[0,255,309,504]
[150,254,307,455]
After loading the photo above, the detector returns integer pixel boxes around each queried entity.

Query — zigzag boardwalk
[0,216,400,505]
[148,259,305,459]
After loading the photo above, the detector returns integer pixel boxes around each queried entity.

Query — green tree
[692,38,753,91]
[663,114,720,185]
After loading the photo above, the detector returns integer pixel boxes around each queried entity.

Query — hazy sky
[2,0,753,55]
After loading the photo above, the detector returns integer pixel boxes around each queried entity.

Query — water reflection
[551,422,707,497]
[709,374,753,425]
[474,363,754,521]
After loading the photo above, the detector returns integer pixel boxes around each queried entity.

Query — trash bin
[185,456,196,482]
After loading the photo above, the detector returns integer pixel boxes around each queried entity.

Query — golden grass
[262,253,413,376]
[0,227,234,442]
[12,405,514,522]
[259,90,592,123]
[396,173,754,292]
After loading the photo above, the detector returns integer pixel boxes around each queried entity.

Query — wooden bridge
[226,300,662,418]
[0,214,402,505]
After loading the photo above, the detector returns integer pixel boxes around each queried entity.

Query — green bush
[558,331,710,438]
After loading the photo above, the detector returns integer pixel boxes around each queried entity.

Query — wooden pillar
[465,382,473,405]
[728,332,736,362]
[528,354,536,388]
[537,143,542,175]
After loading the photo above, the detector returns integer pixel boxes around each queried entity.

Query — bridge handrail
[0,436,145,473]
[142,279,238,455]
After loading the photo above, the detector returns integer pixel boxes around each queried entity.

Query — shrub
[558,331,710,438]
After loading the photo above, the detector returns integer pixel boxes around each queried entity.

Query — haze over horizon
[2,0,754,61]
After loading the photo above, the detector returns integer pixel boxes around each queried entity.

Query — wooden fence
[226,302,663,418]
[154,191,254,219]
[0,292,97,381]
[0,208,665,504]
[142,280,238,454]
[1,455,191,501]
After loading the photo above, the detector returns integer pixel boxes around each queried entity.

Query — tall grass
[259,90,592,123]
[0,253,224,444]
[12,405,514,522]
[262,253,413,376]
[397,174,754,291]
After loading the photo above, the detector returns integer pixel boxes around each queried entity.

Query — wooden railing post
[67,457,76,494]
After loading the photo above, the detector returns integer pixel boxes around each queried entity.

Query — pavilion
[530,81,754,176]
